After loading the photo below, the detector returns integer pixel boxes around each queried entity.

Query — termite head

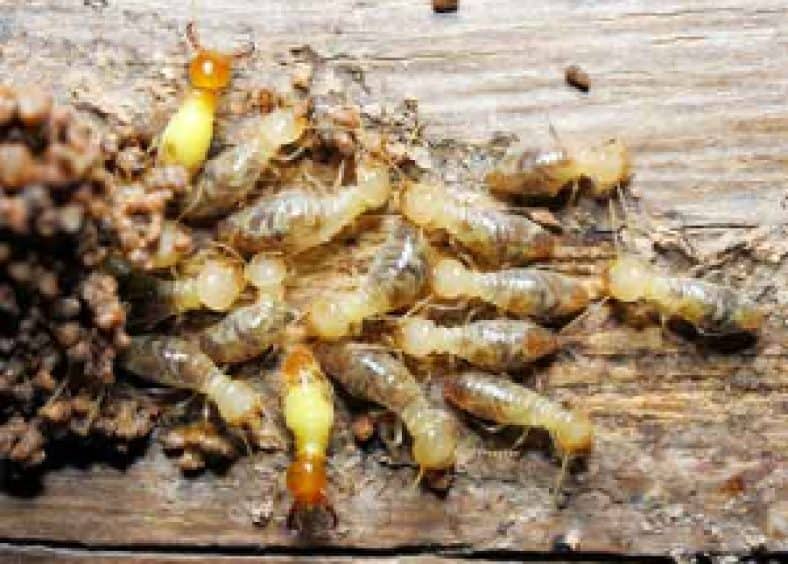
[574,138,631,197]
[259,108,307,150]
[411,408,458,472]
[432,257,470,299]
[209,377,264,430]
[603,254,653,303]
[286,455,336,529]
[244,253,287,297]
[400,182,441,226]
[307,293,360,340]
[397,317,436,358]
[356,160,391,208]
[185,22,252,92]
[287,456,328,507]
[194,256,245,311]
[553,412,594,457]
[189,49,233,91]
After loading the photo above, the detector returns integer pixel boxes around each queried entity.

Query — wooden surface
[1,0,787,560]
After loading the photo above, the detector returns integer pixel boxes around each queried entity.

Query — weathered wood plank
[0,0,786,558]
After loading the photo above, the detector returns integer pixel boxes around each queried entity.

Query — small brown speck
[351,413,375,444]
[565,64,590,93]
[433,0,459,14]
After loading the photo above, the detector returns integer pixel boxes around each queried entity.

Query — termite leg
[512,426,531,450]
[553,453,571,506]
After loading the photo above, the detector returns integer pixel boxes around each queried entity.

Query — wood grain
[0,0,786,559]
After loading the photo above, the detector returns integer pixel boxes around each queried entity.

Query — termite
[280,345,336,529]
[316,343,458,479]
[397,318,558,372]
[180,108,307,220]
[401,181,554,266]
[198,255,293,364]
[604,254,764,335]
[308,221,430,340]
[485,138,630,200]
[158,22,253,174]
[432,257,592,321]
[605,194,764,336]
[217,157,390,254]
[120,252,245,325]
[443,371,593,496]
[120,335,269,443]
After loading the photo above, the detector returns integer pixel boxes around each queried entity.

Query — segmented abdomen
[451,320,557,371]
[443,371,552,426]
[661,277,757,333]
[365,222,429,310]
[453,205,554,265]
[480,269,589,319]
[120,335,217,391]
[315,344,422,414]
[199,296,291,364]
[182,135,267,220]
[218,189,325,253]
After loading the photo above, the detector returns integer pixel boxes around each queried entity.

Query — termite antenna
[558,296,610,339]
[412,466,426,490]
[553,453,571,506]
[186,21,202,51]
[608,195,623,252]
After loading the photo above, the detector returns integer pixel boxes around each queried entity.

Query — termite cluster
[0,24,766,530]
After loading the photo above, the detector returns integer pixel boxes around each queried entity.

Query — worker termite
[604,254,764,336]
[485,138,630,200]
[180,108,307,220]
[280,345,336,529]
[443,371,593,496]
[308,221,430,339]
[397,318,558,372]
[605,194,764,337]
[120,335,271,444]
[432,257,593,322]
[217,158,391,254]
[315,343,458,479]
[158,22,253,174]
[401,181,554,266]
[198,255,294,364]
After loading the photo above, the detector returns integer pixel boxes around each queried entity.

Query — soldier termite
[217,157,391,254]
[443,371,593,498]
[485,137,630,200]
[400,181,554,266]
[120,335,271,445]
[180,108,307,220]
[307,220,430,340]
[280,345,336,529]
[432,257,593,322]
[315,343,458,480]
[158,22,253,174]
[396,318,558,372]
[198,256,294,365]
